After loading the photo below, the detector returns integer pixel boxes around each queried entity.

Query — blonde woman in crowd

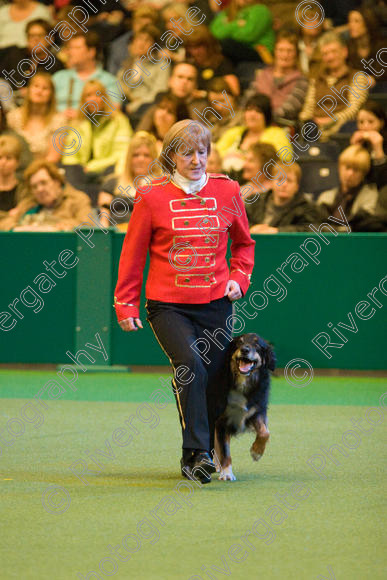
[97,131,162,229]
[7,73,65,160]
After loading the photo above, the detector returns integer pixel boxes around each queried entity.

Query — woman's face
[245,107,266,132]
[348,11,367,38]
[242,151,261,181]
[272,171,299,205]
[357,109,383,133]
[172,145,208,181]
[154,101,177,131]
[82,87,104,111]
[275,39,297,69]
[29,77,52,105]
[0,152,18,176]
[29,168,62,207]
[131,144,154,177]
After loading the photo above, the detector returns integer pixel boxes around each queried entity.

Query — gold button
[205,237,210,243]
[205,257,210,263]
[204,276,210,282]
[181,201,186,206]
[184,220,189,226]
[185,277,190,282]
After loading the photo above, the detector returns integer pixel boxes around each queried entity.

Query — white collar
[172,171,207,194]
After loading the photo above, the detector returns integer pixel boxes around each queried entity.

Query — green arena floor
[0,371,386,580]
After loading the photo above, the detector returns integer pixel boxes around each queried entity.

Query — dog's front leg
[250,416,270,462]
[215,420,236,481]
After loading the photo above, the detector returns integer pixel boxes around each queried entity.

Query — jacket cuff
[114,298,140,321]
[229,270,252,296]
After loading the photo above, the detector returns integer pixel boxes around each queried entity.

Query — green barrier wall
[0,232,386,369]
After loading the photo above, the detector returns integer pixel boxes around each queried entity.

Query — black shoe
[181,451,215,484]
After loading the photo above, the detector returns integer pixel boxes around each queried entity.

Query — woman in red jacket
[114,120,255,483]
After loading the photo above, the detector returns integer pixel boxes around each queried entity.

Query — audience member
[351,100,387,188]
[210,0,275,64]
[4,160,91,231]
[347,4,387,80]
[184,25,240,96]
[53,32,121,118]
[0,0,51,50]
[240,142,277,194]
[247,30,308,124]
[136,93,189,150]
[299,32,370,140]
[0,136,25,229]
[118,25,170,127]
[160,2,192,64]
[7,73,65,160]
[4,19,64,85]
[216,94,291,172]
[61,80,133,200]
[106,4,158,75]
[0,104,32,175]
[97,131,161,229]
[297,6,324,76]
[246,162,322,233]
[317,144,382,228]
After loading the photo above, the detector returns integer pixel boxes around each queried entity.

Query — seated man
[299,32,370,140]
[53,32,121,119]
[246,162,323,233]
[4,160,91,231]
[317,144,385,231]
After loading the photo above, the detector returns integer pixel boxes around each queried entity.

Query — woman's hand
[250,224,278,234]
[119,317,143,332]
[224,280,242,301]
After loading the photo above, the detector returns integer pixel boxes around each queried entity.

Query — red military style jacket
[114,174,255,321]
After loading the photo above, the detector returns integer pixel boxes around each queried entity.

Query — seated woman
[61,79,133,202]
[4,160,92,231]
[240,142,277,192]
[136,93,189,152]
[317,145,382,230]
[0,0,51,51]
[350,100,387,189]
[216,94,291,173]
[97,131,161,230]
[210,0,275,64]
[347,5,387,82]
[247,30,308,124]
[246,161,322,233]
[184,25,240,96]
[0,105,32,178]
[7,73,65,160]
[0,135,25,229]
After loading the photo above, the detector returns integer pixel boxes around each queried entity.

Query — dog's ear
[258,338,276,371]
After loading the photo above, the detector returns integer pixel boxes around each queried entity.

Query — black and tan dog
[215,333,276,481]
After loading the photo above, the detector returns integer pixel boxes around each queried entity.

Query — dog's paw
[250,448,263,461]
[218,466,236,481]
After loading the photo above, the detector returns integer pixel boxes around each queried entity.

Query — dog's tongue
[239,360,253,373]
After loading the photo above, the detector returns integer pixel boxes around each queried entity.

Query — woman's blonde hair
[22,72,56,126]
[339,145,371,175]
[112,131,163,195]
[79,80,112,121]
[159,119,211,174]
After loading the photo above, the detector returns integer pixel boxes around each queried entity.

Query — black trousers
[146,297,233,456]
